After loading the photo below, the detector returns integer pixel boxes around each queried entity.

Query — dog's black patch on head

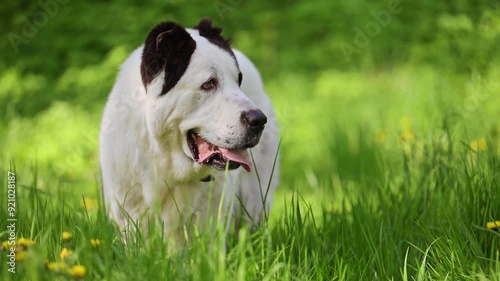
[141,21,196,95]
[238,72,243,86]
[194,18,238,65]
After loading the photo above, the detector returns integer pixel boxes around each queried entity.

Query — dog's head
[140,18,266,177]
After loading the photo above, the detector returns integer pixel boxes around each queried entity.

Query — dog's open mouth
[187,131,252,172]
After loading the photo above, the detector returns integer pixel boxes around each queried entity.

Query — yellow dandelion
[486,221,500,230]
[68,265,86,278]
[401,129,415,141]
[80,197,98,211]
[62,231,72,241]
[47,262,68,271]
[16,251,27,262]
[60,247,72,259]
[17,238,35,248]
[90,239,102,248]
[374,129,387,143]
[470,138,488,152]
[1,240,11,250]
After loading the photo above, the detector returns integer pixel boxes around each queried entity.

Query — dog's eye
[201,78,217,91]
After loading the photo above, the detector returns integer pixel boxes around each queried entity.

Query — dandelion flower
[16,251,27,262]
[18,238,35,248]
[47,262,68,271]
[60,247,72,259]
[81,197,98,211]
[68,265,86,278]
[401,129,415,141]
[1,240,10,250]
[486,221,500,230]
[470,138,488,152]
[90,239,102,248]
[62,231,72,241]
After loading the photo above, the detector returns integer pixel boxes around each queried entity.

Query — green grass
[1,66,500,280]
[1,133,500,280]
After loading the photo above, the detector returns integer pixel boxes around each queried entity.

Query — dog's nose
[241,110,267,129]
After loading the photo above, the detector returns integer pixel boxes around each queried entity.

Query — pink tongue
[218,148,252,172]
[195,135,252,172]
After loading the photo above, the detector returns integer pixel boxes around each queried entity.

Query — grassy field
[1,0,500,280]
[1,66,500,280]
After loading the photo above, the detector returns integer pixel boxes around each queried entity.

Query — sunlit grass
[1,125,500,280]
[1,65,500,280]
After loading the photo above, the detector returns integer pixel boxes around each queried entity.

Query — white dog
[99,18,279,246]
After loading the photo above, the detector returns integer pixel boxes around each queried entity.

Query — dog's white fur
[100,27,279,246]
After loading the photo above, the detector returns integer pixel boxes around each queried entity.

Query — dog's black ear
[194,18,236,61]
[194,18,223,38]
[141,22,196,95]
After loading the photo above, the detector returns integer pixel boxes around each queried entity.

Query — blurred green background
[1,0,499,195]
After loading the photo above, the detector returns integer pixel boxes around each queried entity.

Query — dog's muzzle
[241,109,267,148]
[187,109,267,173]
